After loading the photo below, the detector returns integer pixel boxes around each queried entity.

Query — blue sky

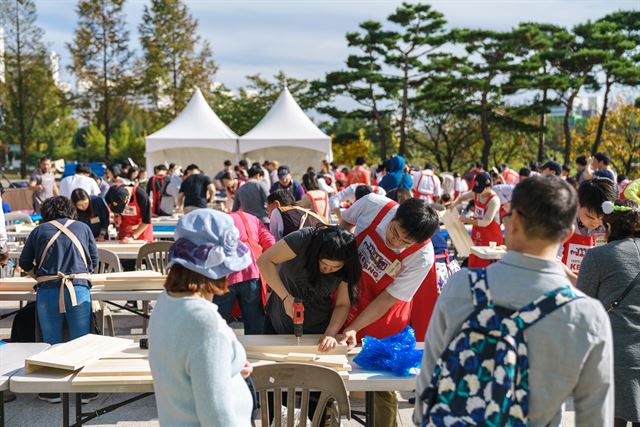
[34,0,640,91]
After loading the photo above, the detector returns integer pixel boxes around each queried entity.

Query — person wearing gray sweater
[149,209,254,427]
[578,200,640,427]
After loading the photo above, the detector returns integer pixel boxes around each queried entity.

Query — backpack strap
[510,285,581,331]
[467,268,493,309]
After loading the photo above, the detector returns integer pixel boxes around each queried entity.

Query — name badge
[386,259,404,278]
[90,216,100,224]
[122,205,137,216]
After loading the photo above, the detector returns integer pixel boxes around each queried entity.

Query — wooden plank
[246,352,351,371]
[238,334,348,355]
[25,335,133,373]
[441,208,473,258]
[0,278,36,291]
[1,272,165,291]
[77,358,150,377]
[72,374,153,386]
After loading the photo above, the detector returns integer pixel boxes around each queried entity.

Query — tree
[385,2,447,156]
[311,20,396,159]
[505,23,568,162]
[68,0,133,161]
[454,29,516,168]
[585,12,640,155]
[0,0,50,177]
[139,0,217,118]
[550,22,605,165]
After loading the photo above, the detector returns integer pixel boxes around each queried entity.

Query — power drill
[293,298,304,344]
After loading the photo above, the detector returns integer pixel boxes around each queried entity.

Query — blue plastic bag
[353,326,423,376]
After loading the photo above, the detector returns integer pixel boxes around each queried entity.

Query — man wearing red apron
[411,164,441,204]
[105,184,154,243]
[339,194,439,427]
[455,172,503,268]
[561,177,617,282]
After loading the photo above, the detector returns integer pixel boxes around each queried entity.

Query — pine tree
[384,2,448,156]
[139,0,217,118]
[67,0,132,161]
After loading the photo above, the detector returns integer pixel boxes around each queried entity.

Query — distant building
[548,95,602,119]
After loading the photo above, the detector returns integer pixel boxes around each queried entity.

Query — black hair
[387,188,412,203]
[107,164,121,177]
[355,156,366,166]
[156,164,168,172]
[76,163,91,175]
[354,185,372,200]
[475,162,483,169]
[578,178,618,215]
[71,188,90,205]
[223,160,232,167]
[424,162,435,170]
[576,155,588,167]
[41,196,77,222]
[221,171,233,181]
[267,189,295,206]
[441,193,452,203]
[393,198,439,242]
[604,200,640,243]
[617,174,627,184]
[126,166,139,181]
[529,161,539,172]
[511,176,577,241]
[251,161,262,169]
[40,156,51,164]
[594,152,611,165]
[239,159,248,168]
[185,164,199,173]
[248,165,264,178]
[302,171,320,191]
[566,176,578,189]
[519,167,531,177]
[562,164,571,173]
[304,226,361,303]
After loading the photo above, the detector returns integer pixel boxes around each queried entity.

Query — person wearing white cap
[148,209,255,427]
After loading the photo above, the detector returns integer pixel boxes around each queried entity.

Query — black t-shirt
[179,174,211,208]
[134,186,152,224]
[265,228,344,335]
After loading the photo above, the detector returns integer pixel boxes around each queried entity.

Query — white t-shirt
[411,170,442,199]
[341,193,435,302]
[59,174,101,198]
[329,184,386,211]
[492,184,514,205]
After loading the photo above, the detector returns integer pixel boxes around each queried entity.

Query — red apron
[307,190,329,219]
[561,231,595,275]
[344,201,433,342]
[414,172,436,203]
[118,185,153,243]
[468,193,503,268]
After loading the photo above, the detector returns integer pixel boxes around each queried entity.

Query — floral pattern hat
[168,209,251,280]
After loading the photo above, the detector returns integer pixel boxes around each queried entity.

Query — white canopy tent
[239,88,332,179]
[145,88,238,177]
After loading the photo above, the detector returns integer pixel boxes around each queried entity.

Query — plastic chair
[251,363,351,427]
[135,241,172,333]
[94,248,121,336]
[4,212,34,226]
[135,241,172,274]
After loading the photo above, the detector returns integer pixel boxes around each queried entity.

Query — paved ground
[1,300,576,426]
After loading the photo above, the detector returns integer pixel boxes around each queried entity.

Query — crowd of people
[1,151,639,426]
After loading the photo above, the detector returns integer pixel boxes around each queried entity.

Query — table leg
[1,390,5,427]
[76,393,82,426]
[142,301,149,334]
[365,391,375,427]
[62,393,69,427]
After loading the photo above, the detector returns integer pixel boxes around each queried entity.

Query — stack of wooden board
[91,271,166,290]
[25,334,133,373]
[238,335,351,373]
[0,271,166,292]
[440,208,473,258]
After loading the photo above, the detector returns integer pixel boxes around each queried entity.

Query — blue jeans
[37,284,92,345]
[213,278,265,334]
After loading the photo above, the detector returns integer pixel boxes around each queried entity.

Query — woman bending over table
[71,188,110,241]
[258,225,361,352]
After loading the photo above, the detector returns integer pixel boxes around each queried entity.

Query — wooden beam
[237,335,348,355]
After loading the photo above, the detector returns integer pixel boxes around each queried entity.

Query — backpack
[150,175,174,216]
[419,268,580,426]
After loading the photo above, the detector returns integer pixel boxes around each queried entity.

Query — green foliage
[139,0,217,118]
[67,0,133,161]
